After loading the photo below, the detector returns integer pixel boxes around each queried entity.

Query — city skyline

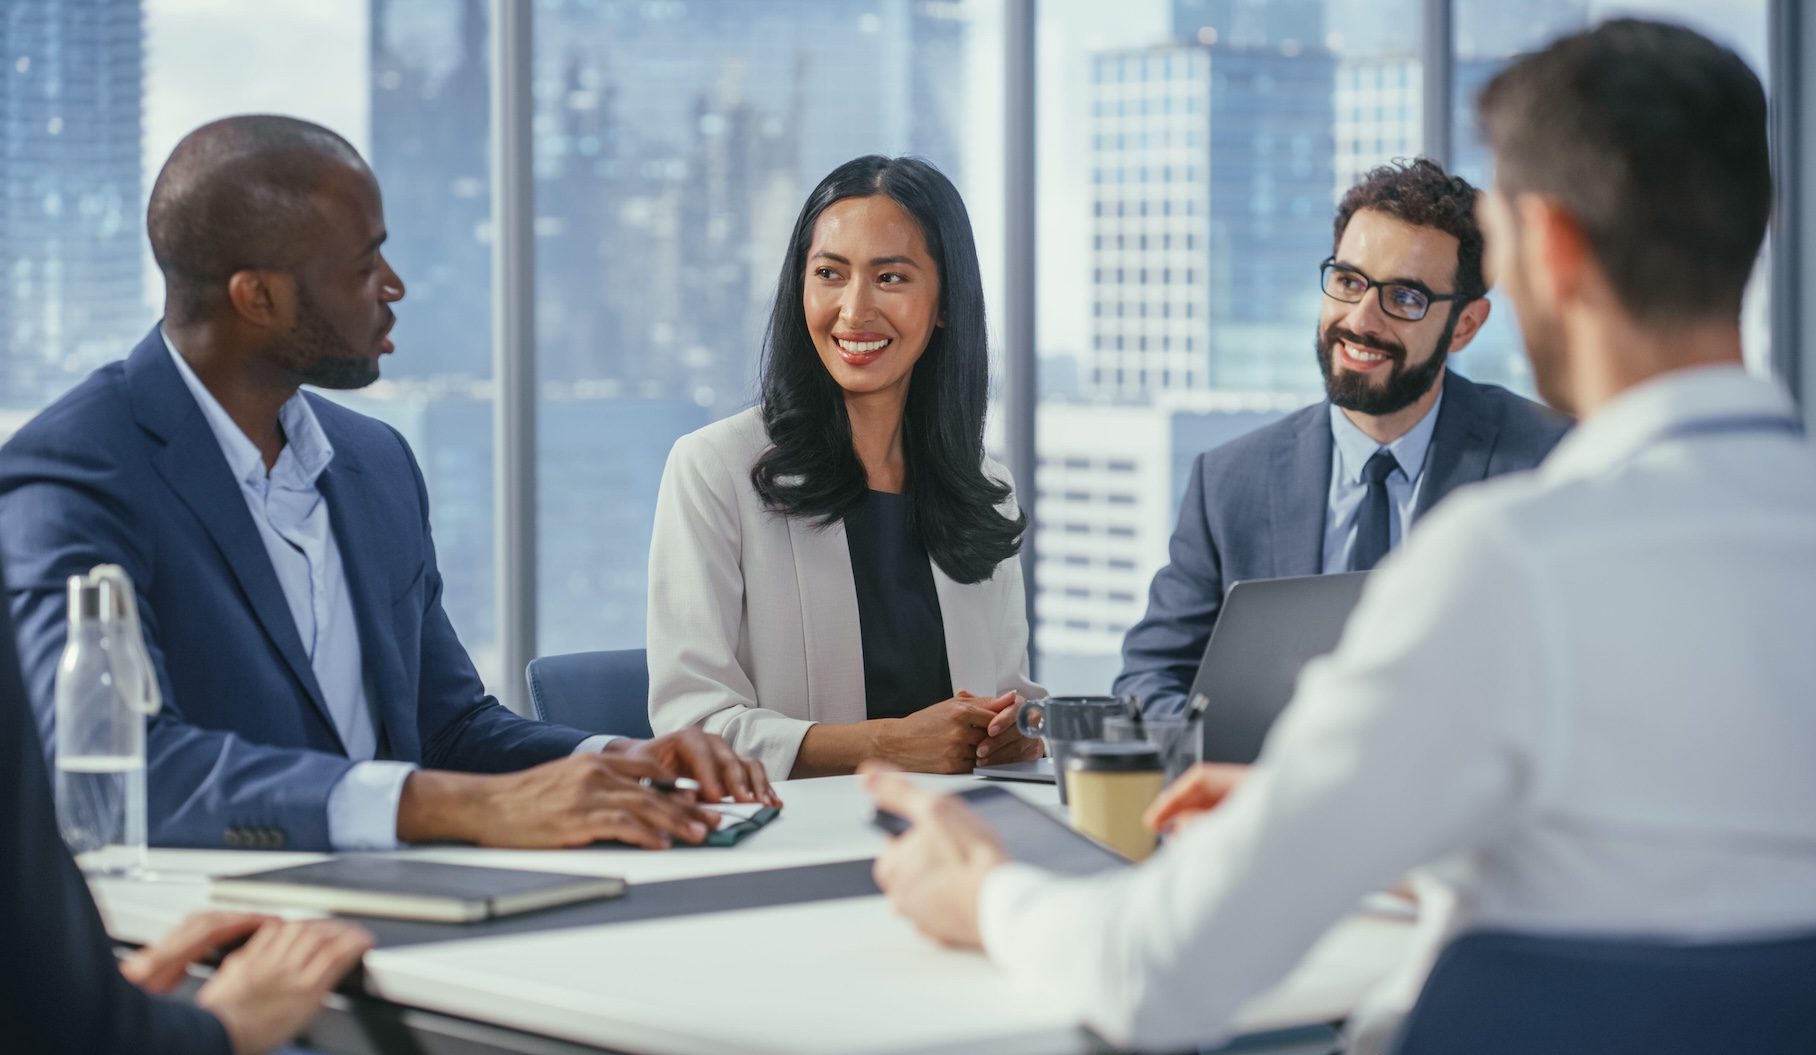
[2,0,1776,692]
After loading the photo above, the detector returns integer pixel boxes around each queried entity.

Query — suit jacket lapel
[314,435,416,762]
[126,334,341,747]
[1270,406,1332,578]
[1414,372,1496,521]
[931,563,993,695]
[785,515,866,725]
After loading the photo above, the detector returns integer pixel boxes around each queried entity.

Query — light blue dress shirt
[163,333,414,849]
[1320,390,1443,574]
[166,336,610,849]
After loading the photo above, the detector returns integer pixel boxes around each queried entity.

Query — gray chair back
[524,649,652,739]
[1392,929,1816,1055]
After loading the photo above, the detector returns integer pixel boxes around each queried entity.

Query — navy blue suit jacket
[0,327,590,850]
[0,561,231,1054]
[1115,371,1570,716]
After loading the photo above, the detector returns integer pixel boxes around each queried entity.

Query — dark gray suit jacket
[1115,371,1569,716]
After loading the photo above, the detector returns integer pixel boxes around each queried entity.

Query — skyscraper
[362,0,977,666]
[1087,38,1333,400]
[370,0,492,382]
[1,0,145,412]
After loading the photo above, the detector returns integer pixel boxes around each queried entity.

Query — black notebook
[210,857,627,923]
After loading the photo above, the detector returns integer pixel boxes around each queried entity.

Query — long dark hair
[750,155,1024,585]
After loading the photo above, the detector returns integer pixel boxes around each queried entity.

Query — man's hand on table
[122,909,372,1055]
[606,727,781,807]
[398,752,716,849]
[864,765,1007,950]
[396,730,774,849]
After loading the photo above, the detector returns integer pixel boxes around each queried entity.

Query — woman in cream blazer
[647,156,1044,781]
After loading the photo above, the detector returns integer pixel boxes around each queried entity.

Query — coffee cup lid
[1063,740,1162,772]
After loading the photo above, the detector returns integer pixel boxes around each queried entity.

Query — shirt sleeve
[574,735,619,754]
[325,760,419,851]
[975,499,1561,1051]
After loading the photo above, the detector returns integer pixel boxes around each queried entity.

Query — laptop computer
[976,756,1057,783]
[1189,571,1370,764]
[976,571,1370,783]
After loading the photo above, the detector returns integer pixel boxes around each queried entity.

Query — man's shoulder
[303,393,413,466]
[1451,373,1571,449]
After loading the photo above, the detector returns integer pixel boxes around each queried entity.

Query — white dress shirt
[1321,390,1441,572]
[977,364,1816,1053]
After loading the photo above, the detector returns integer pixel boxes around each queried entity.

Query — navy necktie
[1348,448,1401,572]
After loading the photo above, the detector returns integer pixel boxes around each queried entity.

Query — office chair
[524,648,653,739]
[1391,928,1816,1055]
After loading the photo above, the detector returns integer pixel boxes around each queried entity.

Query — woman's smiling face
[802,194,942,402]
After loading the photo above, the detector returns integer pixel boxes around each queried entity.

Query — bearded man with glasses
[1117,158,1569,718]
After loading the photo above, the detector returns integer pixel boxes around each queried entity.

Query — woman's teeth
[837,337,890,353]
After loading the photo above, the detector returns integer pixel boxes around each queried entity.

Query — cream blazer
[646,407,1042,778]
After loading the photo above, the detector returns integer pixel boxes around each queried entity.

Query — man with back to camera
[0,114,778,854]
[866,19,1816,1053]
[1116,157,1568,717]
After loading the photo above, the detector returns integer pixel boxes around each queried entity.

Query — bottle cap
[67,577,102,620]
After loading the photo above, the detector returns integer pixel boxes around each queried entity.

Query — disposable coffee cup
[1064,740,1164,861]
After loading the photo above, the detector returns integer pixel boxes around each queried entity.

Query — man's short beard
[1316,310,1457,416]
[280,285,380,390]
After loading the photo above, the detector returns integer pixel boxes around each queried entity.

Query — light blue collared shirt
[163,332,414,849]
[165,333,611,849]
[1321,390,1443,574]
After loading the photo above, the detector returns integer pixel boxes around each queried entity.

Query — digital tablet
[875,784,1128,875]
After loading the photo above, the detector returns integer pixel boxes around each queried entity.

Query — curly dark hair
[1333,158,1486,300]
[750,155,1024,585]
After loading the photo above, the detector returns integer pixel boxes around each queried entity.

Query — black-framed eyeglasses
[1320,257,1465,323]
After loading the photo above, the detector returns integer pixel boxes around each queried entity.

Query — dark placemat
[345,856,880,949]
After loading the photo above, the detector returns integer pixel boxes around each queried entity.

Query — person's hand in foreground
[1142,762,1249,836]
[609,727,781,807]
[121,910,372,1055]
[864,763,1006,950]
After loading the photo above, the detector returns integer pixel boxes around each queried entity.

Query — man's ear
[1446,296,1492,354]
[225,270,294,330]
[1516,194,1590,314]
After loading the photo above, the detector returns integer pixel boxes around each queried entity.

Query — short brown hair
[1334,157,1486,301]
[1477,19,1769,324]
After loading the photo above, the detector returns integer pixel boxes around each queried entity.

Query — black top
[844,490,954,720]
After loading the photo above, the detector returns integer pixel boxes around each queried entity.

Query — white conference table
[89,773,1413,1055]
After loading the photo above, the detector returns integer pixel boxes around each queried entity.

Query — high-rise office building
[1086,38,1333,400]
[370,0,492,382]
[1171,0,1324,48]
[1333,56,1421,199]
[1,0,145,413]
[363,0,976,664]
